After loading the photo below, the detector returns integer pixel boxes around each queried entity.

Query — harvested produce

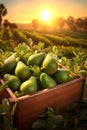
[20,76,38,95]
[42,53,58,75]
[1,53,17,73]
[15,61,31,81]
[3,73,21,91]
[54,68,70,83]
[0,43,77,97]
[40,72,57,89]
[28,52,45,66]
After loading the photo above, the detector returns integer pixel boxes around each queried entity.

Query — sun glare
[41,10,52,21]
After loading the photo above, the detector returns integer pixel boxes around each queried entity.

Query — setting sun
[41,10,52,21]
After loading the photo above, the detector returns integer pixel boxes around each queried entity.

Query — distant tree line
[0,3,87,32]
[32,16,87,32]
[3,19,18,29]
[66,16,87,32]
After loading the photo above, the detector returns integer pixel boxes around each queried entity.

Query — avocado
[40,72,57,89]
[20,76,38,95]
[42,53,58,75]
[1,53,17,73]
[28,52,45,66]
[3,73,21,91]
[53,68,70,83]
[15,61,31,81]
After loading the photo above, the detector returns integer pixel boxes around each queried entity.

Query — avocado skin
[40,72,57,89]
[4,74,21,91]
[54,68,70,83]
[20,76,38,94]
[42,53,58,75]
[28,52,45,66]
[15,61,31,81]
[2,53,17,73]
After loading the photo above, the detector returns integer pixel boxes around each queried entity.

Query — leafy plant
[56,47,87,77]
[31,102,87,130]
[0,98,17,130]
[32,107,63,130]
[0,81,17,130]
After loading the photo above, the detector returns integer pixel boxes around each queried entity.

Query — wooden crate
[1,76,85,130]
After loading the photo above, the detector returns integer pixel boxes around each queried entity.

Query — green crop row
[41,33,87,48]
[23,31,52,47]
[0,28,87,51]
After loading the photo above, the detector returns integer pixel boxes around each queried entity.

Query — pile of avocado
[1,52,75,97]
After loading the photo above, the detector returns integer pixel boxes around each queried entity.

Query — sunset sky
[0,0,87,23]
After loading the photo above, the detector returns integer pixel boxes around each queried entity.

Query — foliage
[23,31,53,47]
[0,77,17,130]
[56,30,87,40]
[12,29,29,45]
[52,45,87,77]
[2,28,13,40]
[42,33,87,48]
[0,40,15,52]
[31,102,87,130]
[0,29,87,130]
[0,28,87,52]
[0,97,17,130]
[0,42,87,79]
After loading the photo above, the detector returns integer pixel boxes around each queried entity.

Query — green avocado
[15,61,31,81]
[1,53,17,73]
[42,53,58,75]
[53,68,70,83]
[40,73,57,89]
[20,76,38,94]
[28,52,45,66]
[3,73,21,91]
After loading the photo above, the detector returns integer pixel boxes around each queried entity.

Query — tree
[66,16,77,31]
[3,19,9,28]
[82,18,87,31]
[75,17,87,32]
[3,19,18,30]
[57,17,65,30]
[75,18,84,31]
[0,3,7,26]
[32,19,40,30]
[9,23,18,30]
[66,16,75,26]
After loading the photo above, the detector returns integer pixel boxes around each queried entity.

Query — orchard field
[0,27,87,130]
[0,27,87,99]
[0,28,87,77]
[0,28,87,98]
